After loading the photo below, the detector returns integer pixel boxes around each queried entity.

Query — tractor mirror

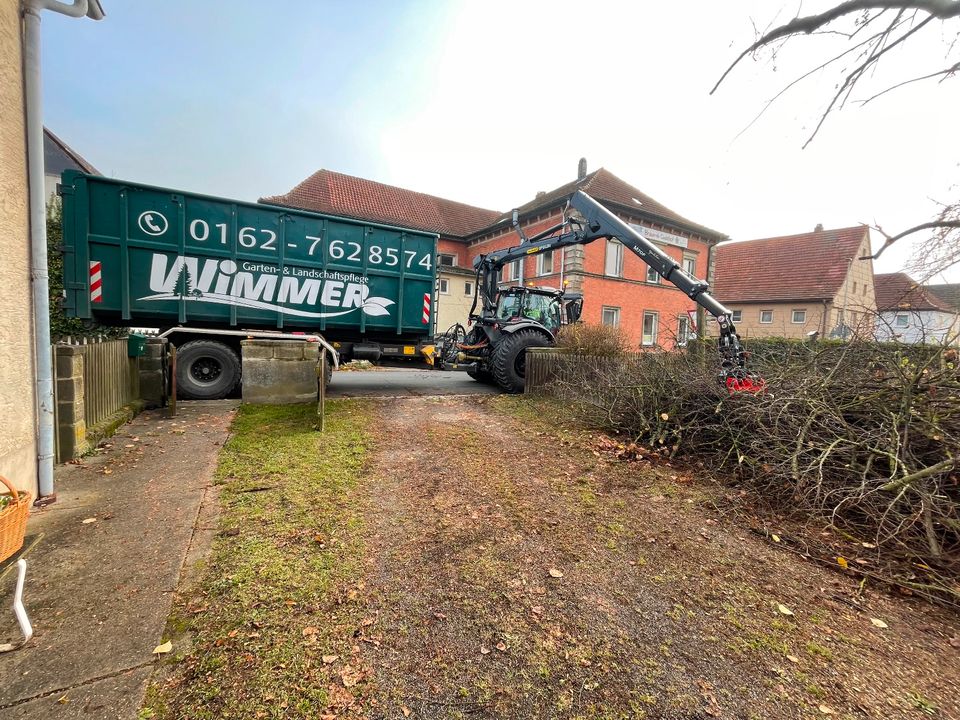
[565,298,583,324]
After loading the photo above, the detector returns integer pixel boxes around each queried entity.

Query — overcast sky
[41,1,960,281]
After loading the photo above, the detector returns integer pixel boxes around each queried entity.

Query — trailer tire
[490,329,552,393]
[175,340,242,400]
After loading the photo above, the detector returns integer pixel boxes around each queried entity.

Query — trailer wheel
[490,329,552,393]
[175,340,242,400]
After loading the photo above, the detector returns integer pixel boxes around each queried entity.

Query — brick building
[464,165,726,348]
[712,226,876,339]
[263,162,726,348]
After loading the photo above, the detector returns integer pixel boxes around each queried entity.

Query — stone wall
[0,1,36,495]
[241,340,320,404]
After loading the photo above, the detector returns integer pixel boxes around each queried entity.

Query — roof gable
[713,226,869,303]
[261,170,500,239]
[477,168,726,241]
[874,273,954,312]
[43,128,99,176]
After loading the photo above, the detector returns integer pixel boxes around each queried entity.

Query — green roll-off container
[60,171,438,338]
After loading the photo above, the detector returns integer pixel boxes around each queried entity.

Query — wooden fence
[525,349,642,394]
[64,336,138,428]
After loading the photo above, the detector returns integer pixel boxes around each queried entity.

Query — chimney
[577,157,587,180]
[814,223,824,232]
[535,191,546,198]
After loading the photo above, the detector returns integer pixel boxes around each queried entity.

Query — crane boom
[471,190,759,389]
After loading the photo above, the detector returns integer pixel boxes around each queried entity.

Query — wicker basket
[0,475,30,564]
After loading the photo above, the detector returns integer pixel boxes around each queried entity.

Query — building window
[438,253,456,267]
[601,306,621,328]
[677,315,692,346]
[605,240,623,277]
[683,255,696,276]
[464,281,473,296]
[502,259,521,282]
[895,313,909,328]
[760,310,773,324]
[438,278,449,294]
[792,309,806,324]
[642,311,659,346]
[537,250,553,276]
[853,281,857,294]
[731,309,742,323]
[646,265,660,284]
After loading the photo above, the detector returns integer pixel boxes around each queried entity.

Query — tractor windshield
[496,290,561,331]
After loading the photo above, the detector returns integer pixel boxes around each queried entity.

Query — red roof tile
[261,170,500,239]
[713,226,869,303]
[480,168,726,241]
[874,272,953,312]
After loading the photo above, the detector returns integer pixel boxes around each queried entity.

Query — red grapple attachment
[726,375,765,394]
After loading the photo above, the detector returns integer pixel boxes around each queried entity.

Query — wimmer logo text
[138,253,395,319]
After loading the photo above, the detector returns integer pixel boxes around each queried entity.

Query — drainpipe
[22,0,104,501]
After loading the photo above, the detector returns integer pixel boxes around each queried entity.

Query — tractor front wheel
[490,330,552,393]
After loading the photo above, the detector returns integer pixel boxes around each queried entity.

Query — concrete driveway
[327,368,501,398]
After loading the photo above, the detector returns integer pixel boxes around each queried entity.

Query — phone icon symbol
[138,211,169,236]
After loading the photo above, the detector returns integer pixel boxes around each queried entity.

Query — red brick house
[263,163,727,348]
[464,165,726,348]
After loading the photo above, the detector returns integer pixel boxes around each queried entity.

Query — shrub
[538,340,960,586]
[554,323,629,358]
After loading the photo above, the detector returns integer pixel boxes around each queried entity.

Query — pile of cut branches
[541,341,960,592]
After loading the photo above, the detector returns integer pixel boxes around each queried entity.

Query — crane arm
[471,190,760,389]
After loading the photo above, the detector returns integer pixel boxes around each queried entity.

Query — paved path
[327,367,500,398]
[0,401,237,719]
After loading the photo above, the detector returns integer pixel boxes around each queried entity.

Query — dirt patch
[146,396,960,720]
[354,396,959,719]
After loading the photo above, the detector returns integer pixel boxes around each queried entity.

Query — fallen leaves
[836,556,848,570]
[153,640,173,655]
[302,626,319,637]
[322,654,339,664]
[870,618,888,629]
[818,704,836,715]
[340,664,363,688]
[81,517,97,524]
[548,568,564,578]
[777,603,795,616]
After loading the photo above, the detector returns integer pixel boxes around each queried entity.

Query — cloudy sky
[42,1,959,280]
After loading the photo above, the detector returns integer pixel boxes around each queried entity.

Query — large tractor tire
[175,340,242,400]
[466,367,496,384]
[490,329,552,393]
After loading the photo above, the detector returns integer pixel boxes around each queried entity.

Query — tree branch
[857,60,960,104]
[711,0,960,94]
[860,220,960,260]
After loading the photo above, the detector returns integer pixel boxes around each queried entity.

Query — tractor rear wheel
[490,329,552,393]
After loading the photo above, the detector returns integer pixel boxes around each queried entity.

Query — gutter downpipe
[23,0,103,502]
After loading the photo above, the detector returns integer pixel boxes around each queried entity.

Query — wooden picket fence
[57,336,140,430]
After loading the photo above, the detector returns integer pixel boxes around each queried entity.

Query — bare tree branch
[860,220,960,260]
[857,60,960,103]
[711,0,960,94]
[802,12,933,147]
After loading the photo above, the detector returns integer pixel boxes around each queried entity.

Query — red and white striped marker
[89,261,103,303]
[422,292,431,324]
